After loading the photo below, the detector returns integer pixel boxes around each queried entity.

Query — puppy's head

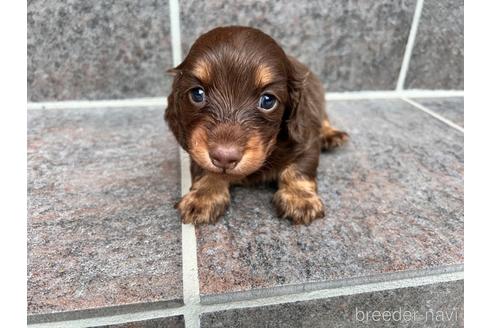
[166,26,303,177]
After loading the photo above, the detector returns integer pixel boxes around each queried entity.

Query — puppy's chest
[237,167,280,186]
[235,148,291,186]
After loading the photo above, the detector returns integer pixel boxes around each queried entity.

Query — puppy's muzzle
[209,145,243,170]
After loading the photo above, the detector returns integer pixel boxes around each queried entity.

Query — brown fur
[165,26,348,224]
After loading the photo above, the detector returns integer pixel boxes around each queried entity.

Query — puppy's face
[166,27,295,178]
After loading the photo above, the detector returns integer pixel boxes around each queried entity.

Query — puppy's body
[165,26,347,224]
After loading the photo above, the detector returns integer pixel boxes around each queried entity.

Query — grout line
[200,270,464,314]
[27,300,184,326]
[27,97,166,110]
[401,97,464,133]
[396,0,425,91]
[169,0,182,68]
[199,264,463,305]
[169,0,201,327]
[28,307,185,328]
[180,150,201,328]
[26,90,464,110]
[325,89,463,101]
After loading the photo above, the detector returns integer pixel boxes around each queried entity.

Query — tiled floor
[100,316,185,328]
[201,281,463,328]
[27,97,464,327]
[27,107,183,323]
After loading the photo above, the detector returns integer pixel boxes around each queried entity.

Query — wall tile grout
[169,0,202,327]
[396,0,425,91]
[325,90,464,100]
[27,97,168,110]
[169,0,182,68]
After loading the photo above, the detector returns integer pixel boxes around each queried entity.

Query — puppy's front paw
[320,120,349,151]
[176,189,229,225]
[273,189,325,225]
[321,128,349,151]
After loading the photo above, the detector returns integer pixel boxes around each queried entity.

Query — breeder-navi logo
[354,307,460,324]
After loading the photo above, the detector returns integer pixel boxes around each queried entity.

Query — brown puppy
[165,26,348,225]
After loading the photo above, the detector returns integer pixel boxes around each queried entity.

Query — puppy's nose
[209,146,242,170]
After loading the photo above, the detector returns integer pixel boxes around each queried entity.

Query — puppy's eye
[189,87,205,104]
[258,94,277,111]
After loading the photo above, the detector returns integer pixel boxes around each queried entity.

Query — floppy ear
[166,68,181,76]
[285,57,313,143]
[164,67,187,148]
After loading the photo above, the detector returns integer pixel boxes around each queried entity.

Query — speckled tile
[27,107,182,320]
[195,99,463,301]
[412,97,464,128]
[27,0,173,101]
[405,0,464,89]
[179,0,416,91]
[201,280,464,328]
[97,315,184,328]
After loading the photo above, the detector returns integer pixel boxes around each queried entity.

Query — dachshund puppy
[165,26,348,225]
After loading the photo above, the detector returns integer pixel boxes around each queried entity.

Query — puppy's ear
[166,68,181,76]
[165,66,187,148]
[285,57,313,143]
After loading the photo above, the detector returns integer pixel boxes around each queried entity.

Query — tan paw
[273,189,325,225]
[320,121,349,151]
[176,189,229,225]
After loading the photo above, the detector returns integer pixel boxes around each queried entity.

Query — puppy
[165,26,348,225]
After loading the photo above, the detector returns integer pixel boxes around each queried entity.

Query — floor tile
[195,99,463,301]
[98,315,184,328]
[412,97,464,127]
[201,280,463,328]
[27,107,182,318]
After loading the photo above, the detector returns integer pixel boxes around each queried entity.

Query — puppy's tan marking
[255,63,274,87]
[177,174,230,224]
[320,119,349,151]
[273,165,325,224]
[232,133,273,176]
[188,125,217,172]
[192,58,212,83]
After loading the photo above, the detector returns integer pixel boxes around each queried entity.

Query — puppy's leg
[320,113,349,151]
[273,164,325,224]
[177,173,230,224]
